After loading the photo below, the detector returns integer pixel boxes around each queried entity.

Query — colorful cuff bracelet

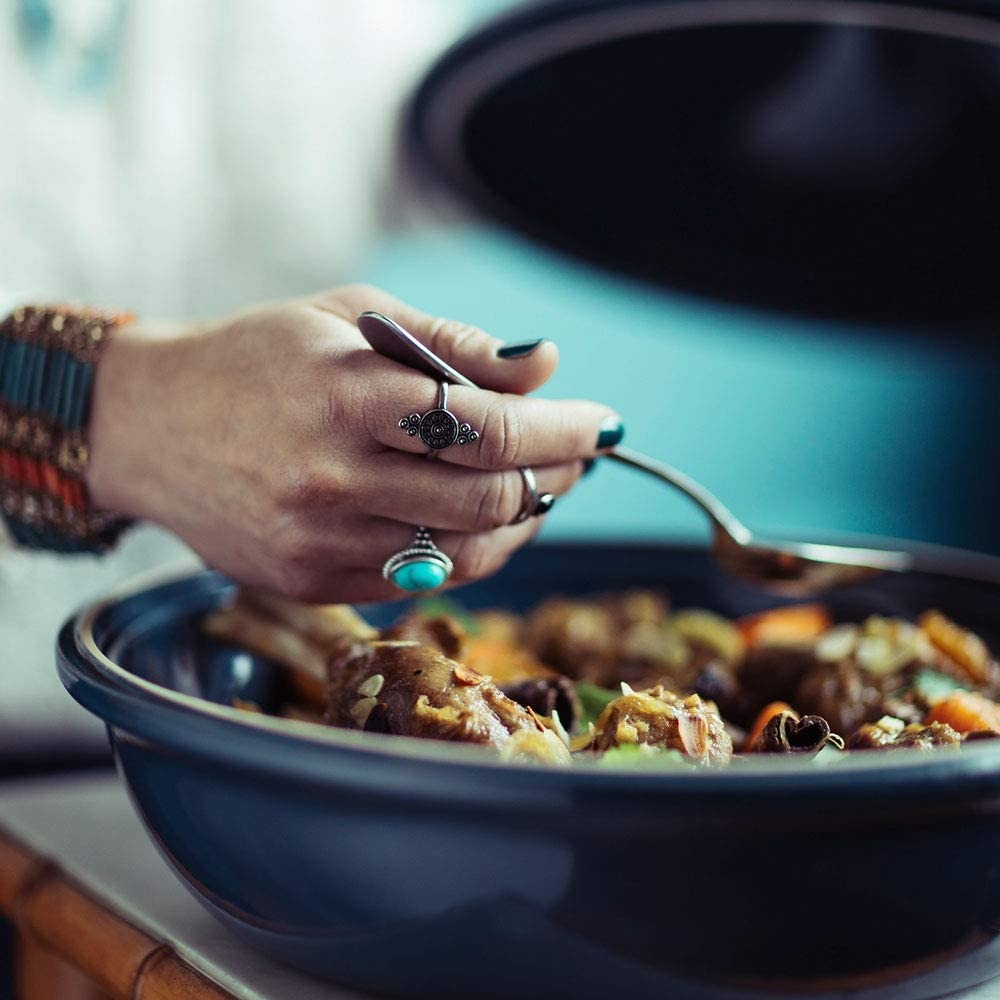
[0,305,133,552]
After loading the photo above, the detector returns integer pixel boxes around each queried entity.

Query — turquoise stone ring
[382,527,453,592]
[391,559,448,592]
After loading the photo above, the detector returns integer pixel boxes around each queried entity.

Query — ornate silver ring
[510,467,556,525]
[399,382,479,453]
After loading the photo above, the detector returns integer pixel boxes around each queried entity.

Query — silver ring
[382,526,454,592]
[510,467,556,525]
[399,382,480,453]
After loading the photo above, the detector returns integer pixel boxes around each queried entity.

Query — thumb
[334,286,559,394]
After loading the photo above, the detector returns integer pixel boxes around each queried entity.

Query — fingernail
[596,417,624,449]
[582,458,597,476]
[497,339,544,359]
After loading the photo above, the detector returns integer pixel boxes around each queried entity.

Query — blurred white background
[1,0,474,316]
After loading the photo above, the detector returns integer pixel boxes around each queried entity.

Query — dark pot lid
[408,0,1000,336]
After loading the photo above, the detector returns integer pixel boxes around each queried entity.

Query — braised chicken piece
[327,640,570,763]
[381,613,466,659]
[590,686,733,766]
[204,591,375,710]
[847,716,962,751]
[386,612,582,730]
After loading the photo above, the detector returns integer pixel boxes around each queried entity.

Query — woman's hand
[85,286,623,602]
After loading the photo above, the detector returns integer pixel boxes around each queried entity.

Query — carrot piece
[918,610,991,685]
[744,701,797,751]
[926,691,1000,735]
[462,637,553,685]
[737,604,832,647]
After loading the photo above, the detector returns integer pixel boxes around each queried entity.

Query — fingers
[312,285,559,394]
[404,520,542,586]
[344,351,623,469]
[334,454,582,533]
[276,516,542,604]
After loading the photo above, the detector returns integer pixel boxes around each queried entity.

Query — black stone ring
[398,382,480,453]
[510,467,556,524]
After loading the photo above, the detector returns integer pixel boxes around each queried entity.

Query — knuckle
[467,472,517,530]
[426,317,480,357]
[480,403,524,469]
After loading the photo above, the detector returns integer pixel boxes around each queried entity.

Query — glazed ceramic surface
[58,544,1000,999]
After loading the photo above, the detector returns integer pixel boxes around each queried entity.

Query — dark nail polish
[497,339,544,359]
[596,417,624,449]
[582,458,597,476]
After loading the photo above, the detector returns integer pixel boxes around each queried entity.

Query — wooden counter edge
[0,827,231,999]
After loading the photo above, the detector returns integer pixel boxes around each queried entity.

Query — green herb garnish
[911,669,965,705]
[575,681,619,729]
[596,745,689,770]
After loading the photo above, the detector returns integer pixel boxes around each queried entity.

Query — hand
[86,286,623,602]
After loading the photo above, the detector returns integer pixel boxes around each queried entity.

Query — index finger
[354,355,624,469]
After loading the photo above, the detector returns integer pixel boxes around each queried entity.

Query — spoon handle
[606,447,752,545]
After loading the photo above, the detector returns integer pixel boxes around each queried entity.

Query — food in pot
[203,591,1000,769]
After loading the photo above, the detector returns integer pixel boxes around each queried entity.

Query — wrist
[86,319,190,520]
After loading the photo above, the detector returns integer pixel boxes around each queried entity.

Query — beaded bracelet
[0,305,133,552]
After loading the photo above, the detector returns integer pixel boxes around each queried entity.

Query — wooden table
[2,773,1000,1000]
[0,774,366,1000]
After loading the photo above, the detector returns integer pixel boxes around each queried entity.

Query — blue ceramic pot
[57,543,1000,999]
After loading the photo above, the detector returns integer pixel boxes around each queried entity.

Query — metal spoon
[357,311,1000,594]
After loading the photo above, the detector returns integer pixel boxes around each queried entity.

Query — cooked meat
[457,634,581,729]
[381,613,466,659]
[591,686,733,766]
[795,659,888,735]
[738,644,818,712]
[847,716,963,751]
[206,587,1000,769]
[694,660,759,729]
[525,592,690,689]
[326,641,569,763]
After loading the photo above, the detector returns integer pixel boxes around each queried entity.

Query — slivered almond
[357,674,385,697]
[350,696,379,728]
[453,662,486,685]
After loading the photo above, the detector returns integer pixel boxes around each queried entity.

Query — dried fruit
[919,610,991,684]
